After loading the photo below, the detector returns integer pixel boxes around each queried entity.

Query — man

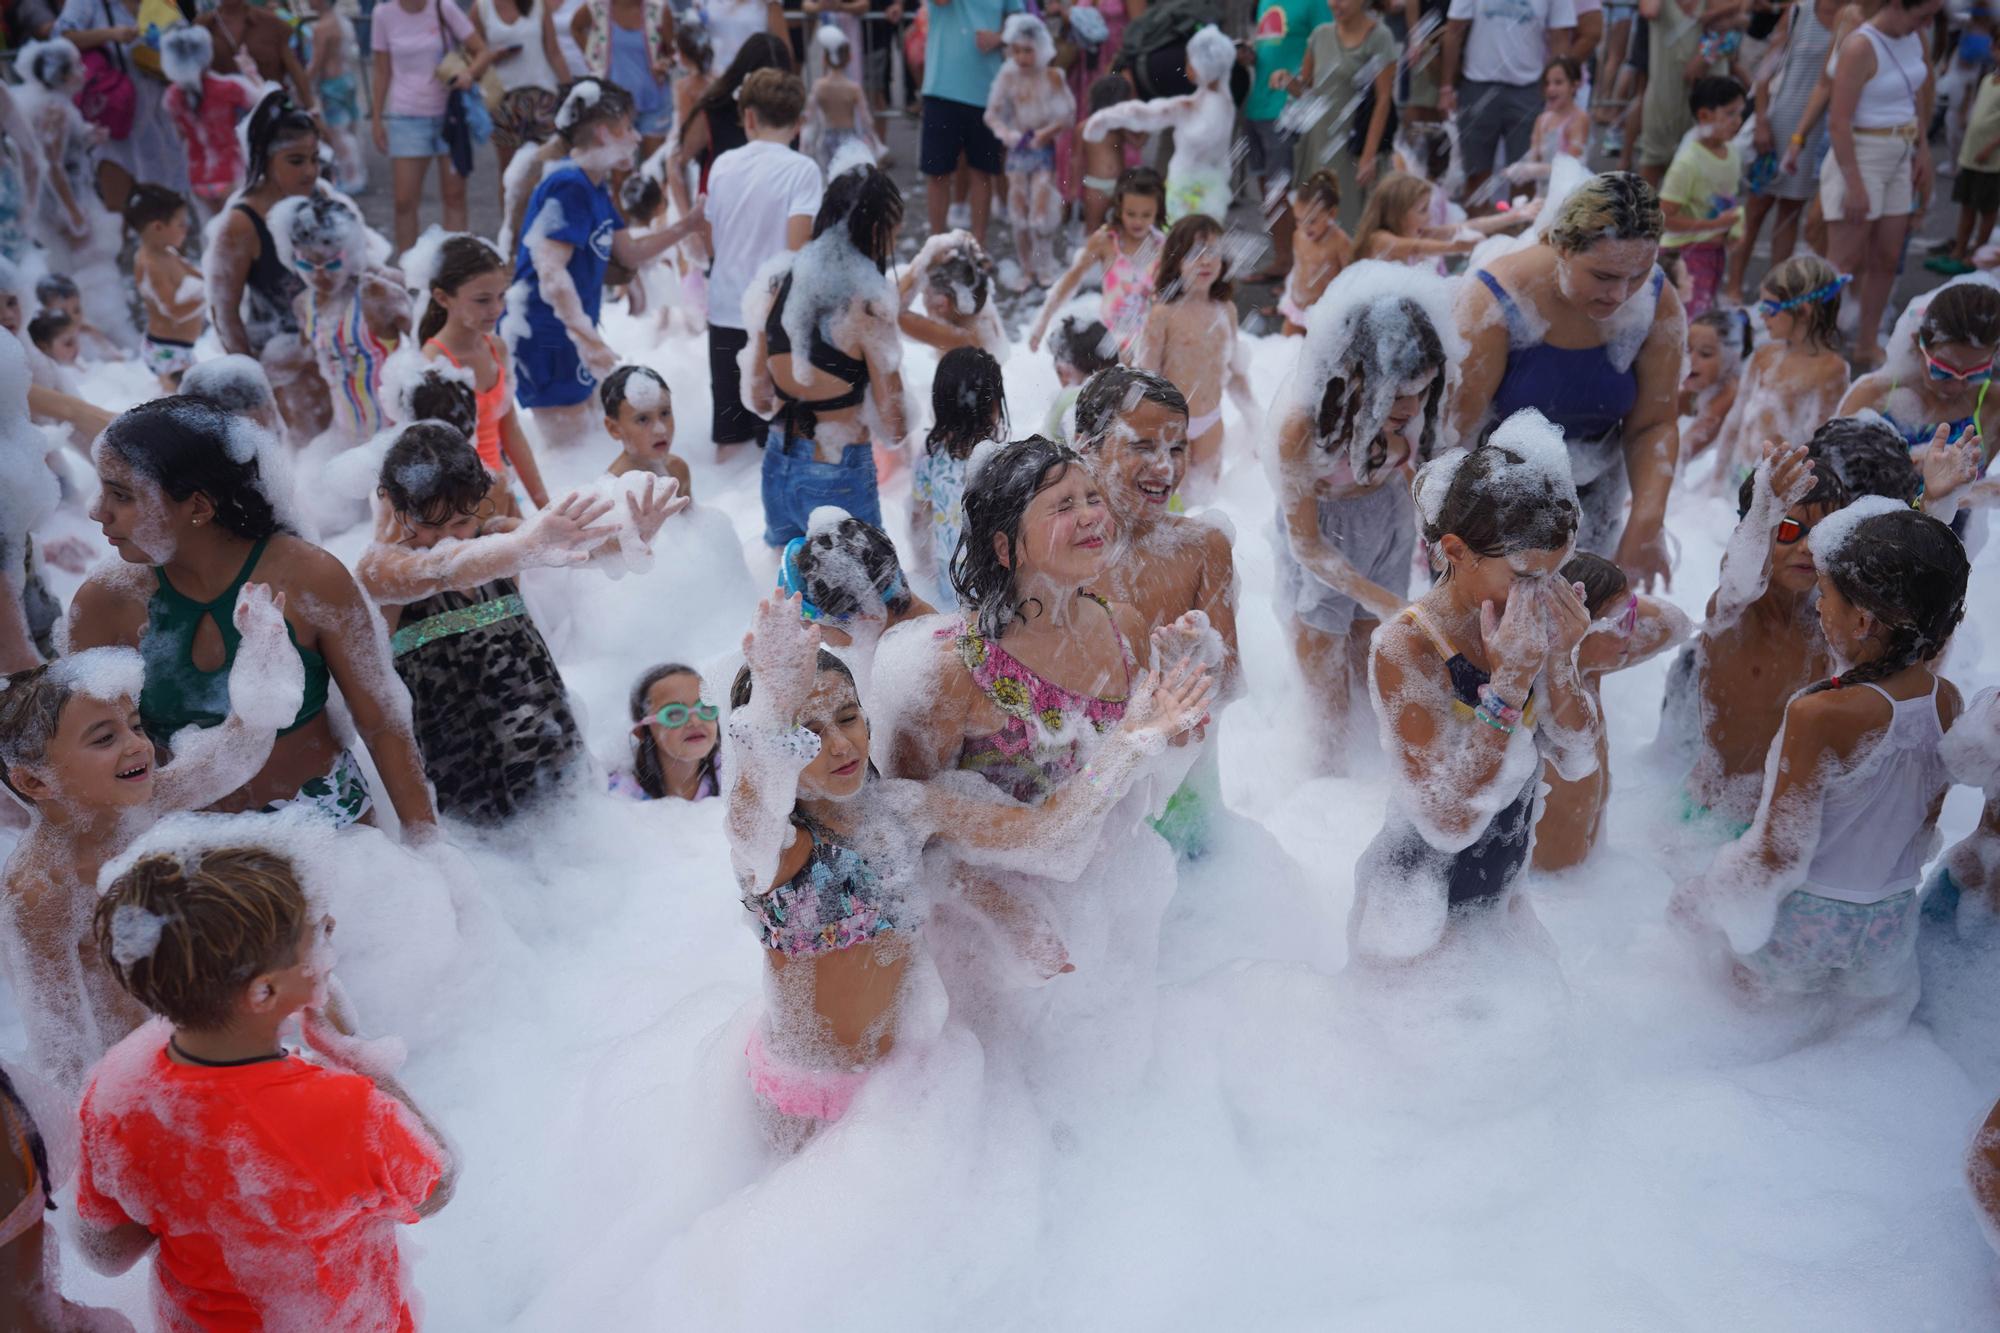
[919,0,1021,241]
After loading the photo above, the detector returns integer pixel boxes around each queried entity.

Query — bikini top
[765,272,869,431]
[1881,374,1989,458]
[1475,268,1662,447]
[425,334,509,471]
[745,813,899,959]
[140,535,331,740]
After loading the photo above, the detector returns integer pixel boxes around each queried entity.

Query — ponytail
[244,91,320,189]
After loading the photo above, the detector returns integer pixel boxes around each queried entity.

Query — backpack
[77,22,138,143]
[1114,0,1220,72]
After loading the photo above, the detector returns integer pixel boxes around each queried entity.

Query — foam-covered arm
[1534,656,1601,783]
[358,526,541,606]
[724,700,819,896]
[1707,452,1797,631]
[154,583,303,809]
[1083,93,1194,142]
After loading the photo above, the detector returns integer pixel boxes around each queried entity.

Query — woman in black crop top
[745,165,910,549]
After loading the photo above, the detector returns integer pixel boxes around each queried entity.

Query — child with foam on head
[897,230,1008,359]
[602,364,692,495]
[1043,297,1120,439]
[11,40,96,248]
[0,598,305,1095]
[726,591,1212,1144]
[1531,552,1691,871]
[1679,307,1752,459]
[1709,255,1851,485]
[1029,166,1166,357]
[415,231,551,512]
[803,26,885,175]
[1269,263,1459,771]
[1132,214,1258,497]
[124,186,207,393]
[159,25,258,218]
[1668,503,1969,1013]
[73,844,456,1329]
[33,274,115,362]
[181,355,285,440]
[1279,169,1353,335]
[778,511,938,666]
[1658,76,1748,318]
[613,663,722,801]
[913,347,1007,606]
[984,14,1075,288]
[273,192,410,445]
[1082,25,1237,223]
[357,421,685,823]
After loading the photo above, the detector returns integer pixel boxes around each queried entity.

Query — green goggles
[651,702,719,728]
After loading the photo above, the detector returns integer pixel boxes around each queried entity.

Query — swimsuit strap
[425,335,465,368]
[156,533,272,611]
[1473,270,1528,344]
[1402,604,1458,661]
[1082,591,1137,691]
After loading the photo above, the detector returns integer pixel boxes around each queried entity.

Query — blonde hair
[1758,254,1844,353]
[1352,172,1433,258]
[1546,171,1664,254]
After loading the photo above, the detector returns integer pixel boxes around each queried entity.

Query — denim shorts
[385,113,449,159]
[761,428,882,546]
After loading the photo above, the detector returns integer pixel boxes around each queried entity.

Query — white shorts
[1818,127,1918,222]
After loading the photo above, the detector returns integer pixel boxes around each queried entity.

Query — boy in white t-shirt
[702,69,823,455]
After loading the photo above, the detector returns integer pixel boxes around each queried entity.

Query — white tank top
[1803,681,1948,904]
[1850,26,1926,129]
[479,0,561,93]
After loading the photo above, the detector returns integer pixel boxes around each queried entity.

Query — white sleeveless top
[1803,681,1948,904]
[1850,26,1926,129]
[478,0,561,93]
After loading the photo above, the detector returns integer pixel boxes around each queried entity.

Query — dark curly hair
[377,422,492,522]
[951,436,1088,640]
[1807,508,1969,694]
[1415,434,1579,578]
[1805,416,1914,506]
[101,398,283,540]
[1314,295,1451,478]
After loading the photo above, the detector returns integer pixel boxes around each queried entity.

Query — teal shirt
[1246,0,1333,122]
[921,0,1023,108]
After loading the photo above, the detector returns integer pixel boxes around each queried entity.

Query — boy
[512,77,707,439]
[74,846,455,1331]
[703,68,823,456]
[602,364,693,495]
[25,311,78,368]
[125,185,207,392]
[1938,63,2000,274]
[1658,75,1746,318]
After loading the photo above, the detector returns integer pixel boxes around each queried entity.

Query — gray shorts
[1245,117,1296,185]
[1273,481,1415,636]
[1456,79,1543,178]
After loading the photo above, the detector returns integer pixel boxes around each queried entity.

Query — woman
[207,93,333,444]
[475,0,572,212]
[65,398,437,833]
[1453,171,1685,589]
[1818,0,1939,371]
[569,0,673,159]
[668,30,794,220]
[54,0,188,208]
[369,0,496,254]
[744,165,909,548]
[1272,0,1397,230]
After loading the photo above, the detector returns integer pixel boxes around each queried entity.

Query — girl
[417,233,551,513]
[1351,171,1531,268]
[1029,166,1165,357]
[1078,74,1145,234]
[1133,214,1256,496]
[356,422,684,823]
[779,513,938,658]
[12,41,94,254]
[1280,170,1353,335]
[1269,0,1397,230]
[1711,255,1851,483]
[474,0,572,213]
[569,0,673,160]
[0,1061,132,1330]
[207,92,333,444]
[1531,552,1692,871]
[601,364,690,495]
[912,347,1007,606]
[275,193,409,445]
[613,662,720,801]
[1511,57,1592,191]
[1270,263,1460,771]
[1352,416,1602,963]
[1679,307,1751,458]
[1669,501,1967,1009]
[984,14,1075,288]
[897,230,1007,358]
[803,26,883,174]
[727,593,1211,1142]
[1082,25,1238,223]
[1839,279,2000,461]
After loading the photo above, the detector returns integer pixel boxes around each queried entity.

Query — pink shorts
[745,1027,868,1122]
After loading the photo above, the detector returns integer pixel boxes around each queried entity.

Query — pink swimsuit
[1101,229,1163,352]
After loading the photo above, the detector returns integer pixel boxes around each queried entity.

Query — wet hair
[926,246,993,315]
[739,68,806,128]
[0,664,74,800]
[25,39,79,90]
[1688,75,1747,116]
[601,364,670,420]
[813,166,903,270]
[619,172,666,225]
[93,847,309,1033]
[1155,214,1233,303]
[1759,254,1844,352]
[0,1065,52,1218]
[1691,307,1752,365]
[952,435,1086,640]
[26,310,72,351]
[627,663,720,800]
[122,184,188,234]
[1543,55,1583,86]
[1353,172,1435,257]
[377,421,492,522]
[1805,416,1913,505]
[1416,440,1580,573]
[1050,307,1118,377]
[1109,166,1166,219]
[926,347,1008,460]
[418,234,507,344]
[1733,447,1850,518]
[182,358,275,416]
[1314,296,1451,472]
[102,398,282,540]
[406,369,480,439]
[244,90,320,188]
[280,191,361,266]
[1293,168,1340,212]
[35,274,78,305]
[686,32,794,146]
[1087,72,1134,115]
[729,649,865,811]
[1807,509,1970,694]
[1561,551,1628,617]
[1547,171,1665,253]
[1072,366,1188,451]
[674,24,711,72]
[1918,282,2000,353]
[554,76,636,147]
[795,515,916,618]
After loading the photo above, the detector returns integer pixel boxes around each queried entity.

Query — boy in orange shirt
[73,846,456,1332]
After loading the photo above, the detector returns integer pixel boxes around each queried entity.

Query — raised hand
[1920,422,1982,503]
[1758,437,1816,513]
[1544,576,1592,664]
[1121,657,1217,741]
[741,593,822,719]
[529,491,618,565]
[1480,585,1549,691]
[625,475,691,546]
[229,583,306,731]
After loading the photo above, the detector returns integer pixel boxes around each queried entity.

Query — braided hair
[1806,508,1968,694]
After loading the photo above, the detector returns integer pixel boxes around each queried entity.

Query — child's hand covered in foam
[1119,654,1216,747]
[741,593,823,722]
[302,1006,409,1081]
[229,583,307,731]
[526,490,619,566]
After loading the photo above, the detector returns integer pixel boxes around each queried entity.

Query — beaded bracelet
[1475,683,1523,727]
[1472,705,1516,736]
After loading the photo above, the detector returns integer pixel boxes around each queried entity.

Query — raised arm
[356,492,617,605]
[1027,229,1112,349]
[726,596,826,895]
[153,584,303,810]
[1707,439,1813,632]
[1083,91,1200,141]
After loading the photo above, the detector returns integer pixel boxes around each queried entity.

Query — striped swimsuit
[308,283,394,438]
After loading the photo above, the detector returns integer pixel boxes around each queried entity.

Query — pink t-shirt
[372,0,474,118]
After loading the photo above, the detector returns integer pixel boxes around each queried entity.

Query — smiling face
[797,671,870,801]
[1117,192,1160,243]
[1093,398,1188,517]
[1771,501,1837,594]
[1683,322,1722,393]
[1003,461,1114,586]
[1556,237,1662,322]
[18,693,157,810]
[438,268,509,335]
[641,671,717,767]
[1543,64,1575,108]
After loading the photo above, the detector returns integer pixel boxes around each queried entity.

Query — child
[125,187,206,392]
[1351,172,1528,268]
[1270,264,1457,768]
[1941,62,2000,274]
[74,846,456,1328]
[1711,256,1851,483]
[1043,297,1118,439]
[417,232,551,512]
[33,274,113,360]
[602,364,692,495]
[1030,166,1165,356]
[1353,416,1601,963]
[159,25,257,218]
[1079,73,1145,234]
[913,347,1007,606]
[1,1060,133,1330]
[1658,75,1747,318]
[1529,57,1591,177]
[0,600,304,1093]
[181,354,284,439]
[25,312,76,369]
[1081,24,1236,222]
[308,0,366,191]
[613,662,720,800]
[1531,553,1691,871]
[359,422,685,821]
[984,14,1075,288]
[405,368,482,440]
[275,192,409,444]
[778,512,938,655]
[1840,279,2000,459]
[1680,307,1752,458]
[1132,214,1257,496]
[1669,503,1967,1010]
[803,25,884,175]
[897,230,1008,358]
[1279,169,1353,334]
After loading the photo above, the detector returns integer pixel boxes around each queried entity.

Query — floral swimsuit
[746,815,897,959]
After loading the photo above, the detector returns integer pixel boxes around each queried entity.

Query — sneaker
[1925,255,1976,276]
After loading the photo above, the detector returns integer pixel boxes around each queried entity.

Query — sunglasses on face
[651,702,718,728]
[1775,515,1813,544]
[1920,338,1996,384]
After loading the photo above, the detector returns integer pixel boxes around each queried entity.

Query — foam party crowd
[4,0,2000,1325]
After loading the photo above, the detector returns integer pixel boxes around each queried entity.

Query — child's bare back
[1288,223,1353,317]
[813,72,863,131]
